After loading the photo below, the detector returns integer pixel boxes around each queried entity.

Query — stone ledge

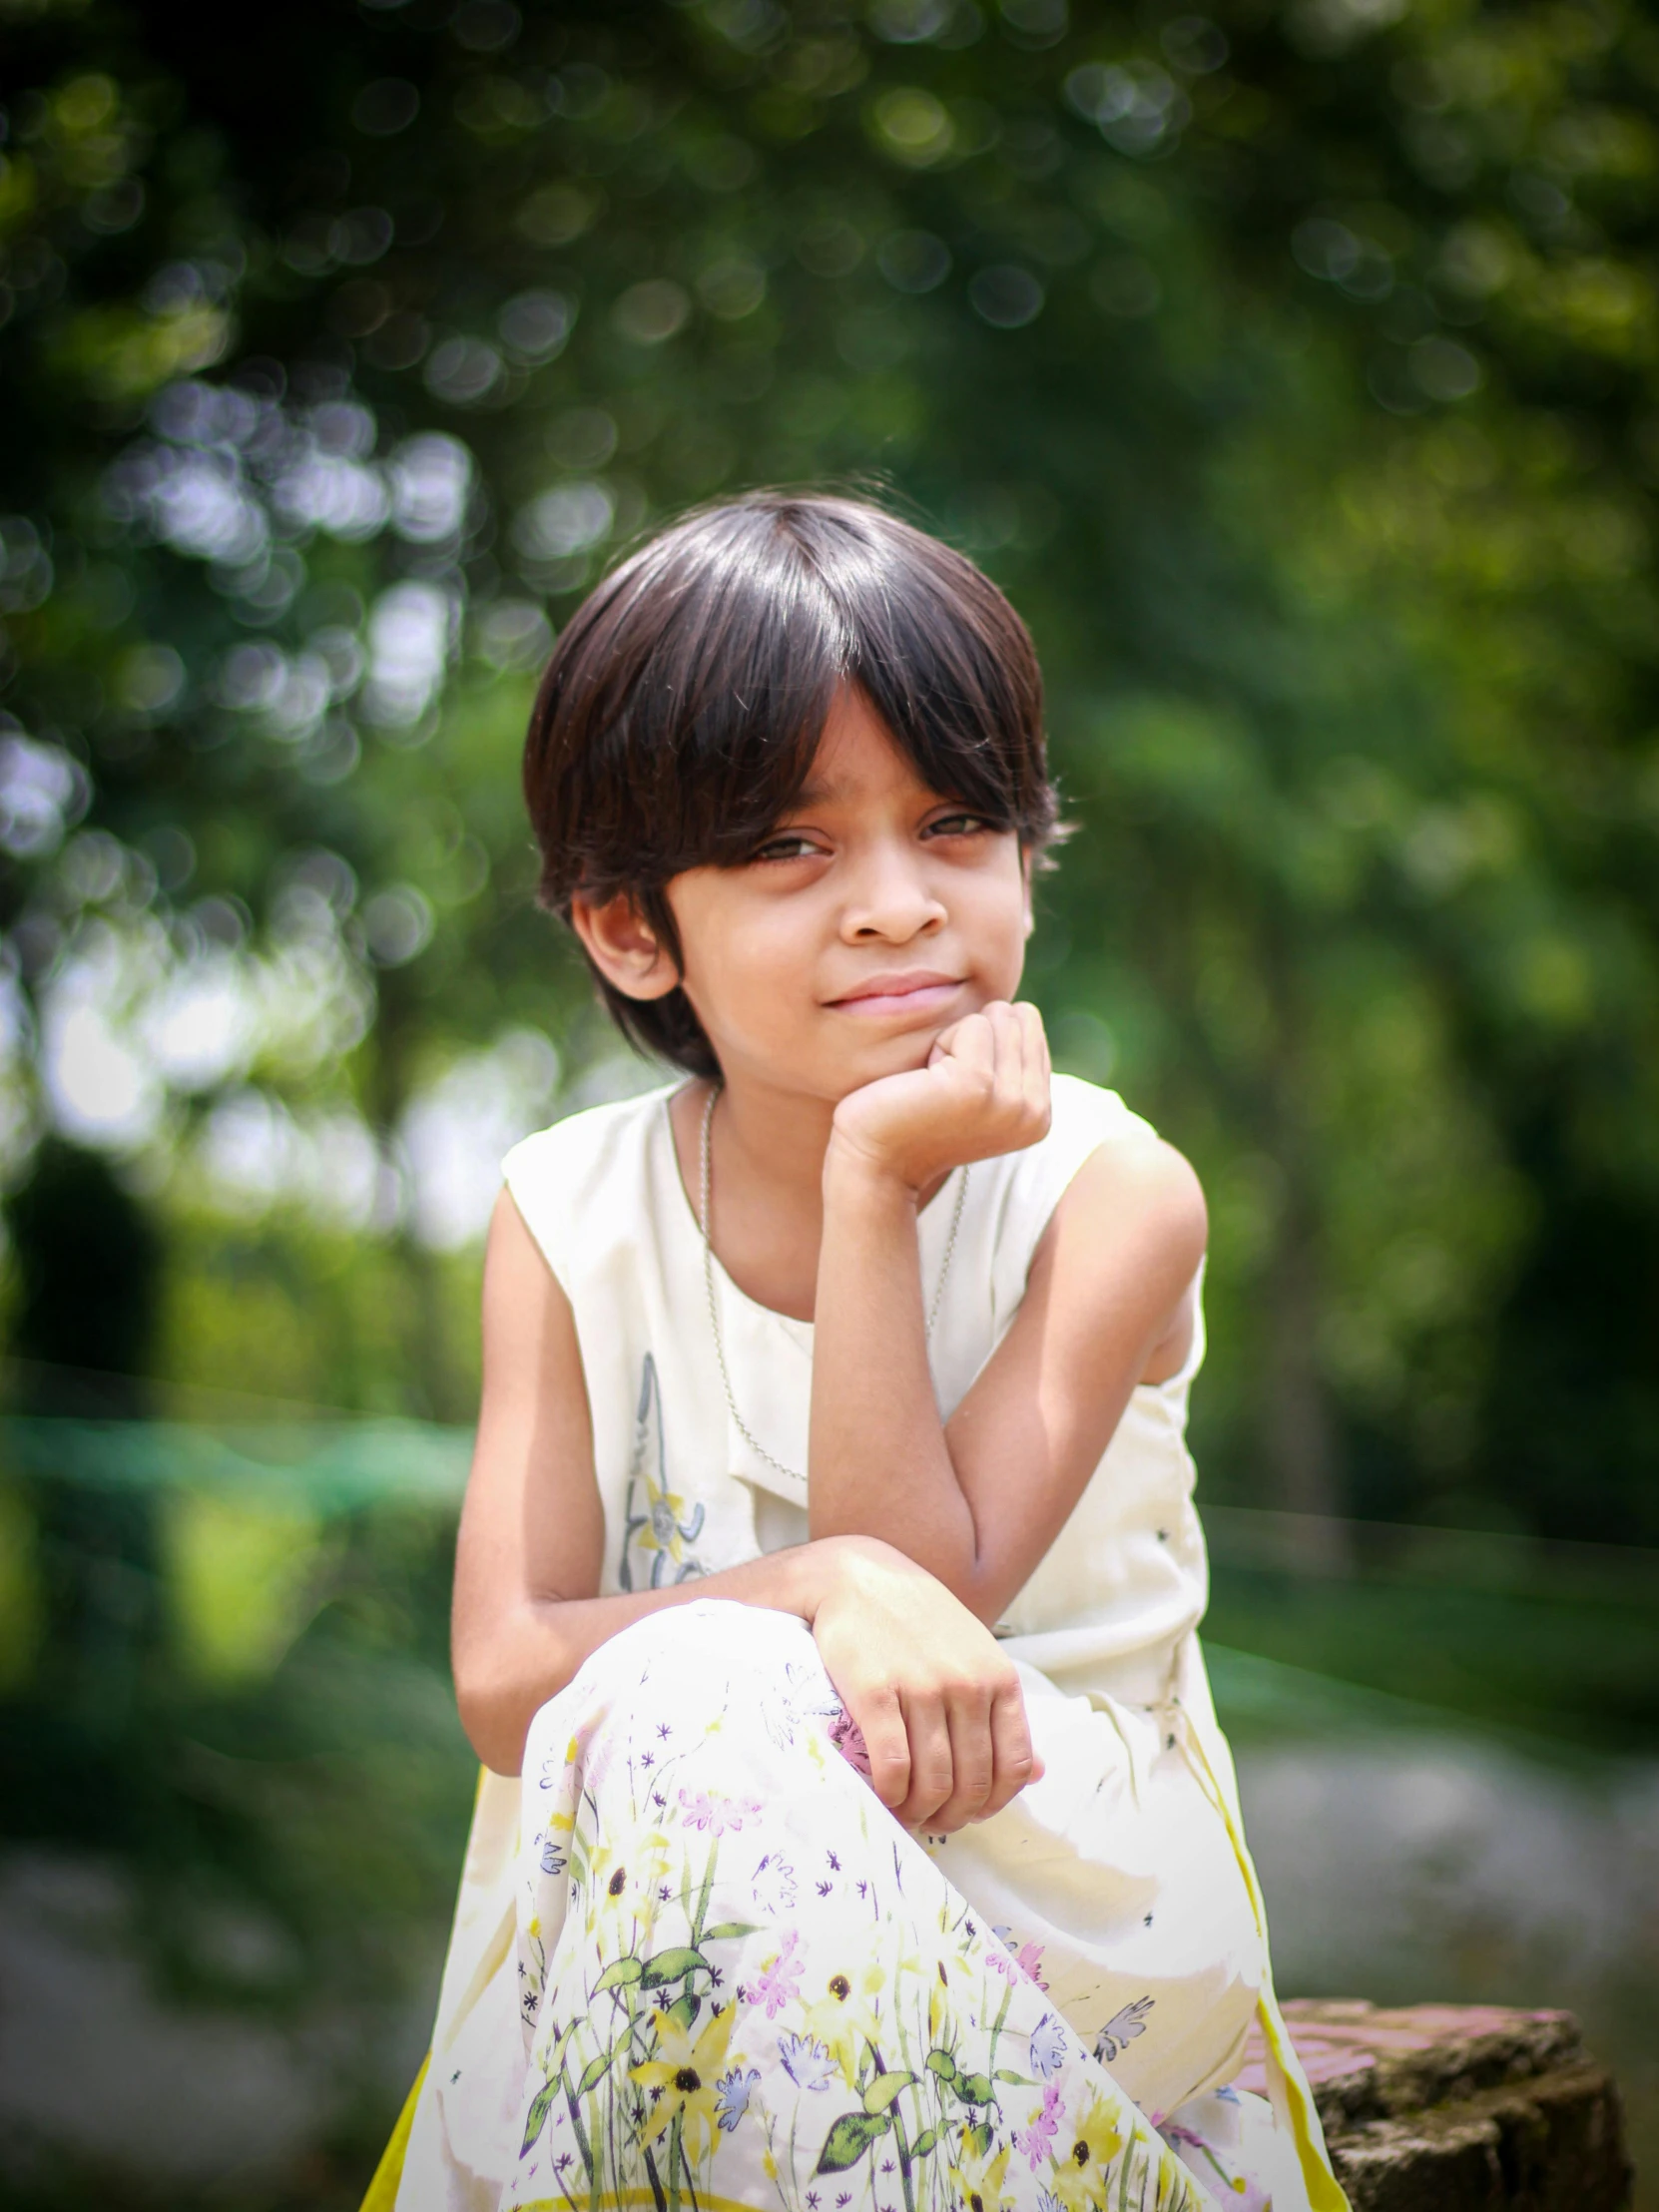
[1236,2000,1633,2211]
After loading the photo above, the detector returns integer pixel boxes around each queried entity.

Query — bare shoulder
[485,1179,558,1289]
[480,1185,585,1395]
[1029,1123,1206,1382]
[1050,1119,1208,1273]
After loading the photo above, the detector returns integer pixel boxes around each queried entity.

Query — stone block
[1235,2000,1632,2211]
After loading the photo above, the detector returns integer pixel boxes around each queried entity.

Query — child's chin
[853,1030,945,1079]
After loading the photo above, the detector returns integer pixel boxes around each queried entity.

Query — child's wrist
[823,1127,925,1211]
[795,1533,904,1622]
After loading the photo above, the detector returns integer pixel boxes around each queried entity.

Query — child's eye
[925,812,993,838]
[751,833,824,863]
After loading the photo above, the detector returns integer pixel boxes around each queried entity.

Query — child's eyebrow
[784,772,957,812]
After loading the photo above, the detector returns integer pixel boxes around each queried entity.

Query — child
[374,495,1346,2212]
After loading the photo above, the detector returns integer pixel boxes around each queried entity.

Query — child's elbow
[452,1626,559,1777]
[454,1672,528,1777]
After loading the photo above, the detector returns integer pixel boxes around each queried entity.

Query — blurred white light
[218,641,287,711]
[475,599,553,671]
[0,734,89,859]
[261,653,333,743]
[424,335,505,405]
[511,480,615,562]
[362,884,434,966]
[0,516,55,614]
[200,1089,299,1214]
[401,1028,561,1250]
[498,289,575,364]
[388,432,474,543]
[141,950,256,1091]
[40,930,169,1151]
[275,451,390,541]
[1063,61,1190,155]
[150,379,261,447]
[361,581,455,727]
[58,830,127,907]
[144,450,270,565]
[199,1091,383,1230]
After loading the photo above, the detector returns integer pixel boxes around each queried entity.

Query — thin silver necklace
[699,1083,968,1486]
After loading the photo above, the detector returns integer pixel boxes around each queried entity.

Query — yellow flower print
[620,1353,707,1590]
[1051,2090,1127,2212]
[802,1962,884,2083]
[948,2127,1013,2212]
[636,1470,704,1573]
[630,2000,737,2170]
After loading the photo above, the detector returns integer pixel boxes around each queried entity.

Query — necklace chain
[699,1083,968,1486]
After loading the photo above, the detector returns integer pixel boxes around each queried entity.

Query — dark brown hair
[523,490,1059,1076]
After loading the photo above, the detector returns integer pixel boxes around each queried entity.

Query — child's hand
[829,999,1051,1197]
[808,1535,1042,1834]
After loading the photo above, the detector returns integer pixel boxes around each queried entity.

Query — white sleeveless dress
[384,1077,1344,2212]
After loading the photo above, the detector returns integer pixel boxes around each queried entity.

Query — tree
[2,0,1656,1533]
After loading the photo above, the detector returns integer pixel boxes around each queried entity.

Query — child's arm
[451,1187,1039,1832]
[807,1001,1207,1627]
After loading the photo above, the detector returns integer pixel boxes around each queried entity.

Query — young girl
[372,495,1346,2212]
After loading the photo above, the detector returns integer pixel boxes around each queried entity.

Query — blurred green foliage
[1,0,1657,1544]
[1,1430,1655,2209]
[5,8,1659,2194]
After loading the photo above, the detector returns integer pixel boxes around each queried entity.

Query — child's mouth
[827,973,965,1020]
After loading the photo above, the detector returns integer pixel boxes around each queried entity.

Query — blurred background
[0,0,1656,2203]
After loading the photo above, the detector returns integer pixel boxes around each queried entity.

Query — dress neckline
[658,1087,963,1336]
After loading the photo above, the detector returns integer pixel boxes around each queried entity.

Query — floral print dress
[483,1603,1286,2212]
[377,1082,1345,2212]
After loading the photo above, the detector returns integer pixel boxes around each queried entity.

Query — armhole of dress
[1010,1079,1144,1281]
[501,1135,577,1305]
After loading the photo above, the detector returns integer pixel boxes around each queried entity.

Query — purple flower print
[1012,2083,1063,2169]
[828,1706,872,1777]
[1014,1939,1050,1990]
[1028,2013,1067,2081]
[678,1787,763,1836]
[1094,1995,1155,2064]
[751,1852,798,1916]
[752,1929,805,2018]
[779,2031,836,2092]
[716,2067,760,2133]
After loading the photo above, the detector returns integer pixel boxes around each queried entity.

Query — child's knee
[585,1598,811,1704]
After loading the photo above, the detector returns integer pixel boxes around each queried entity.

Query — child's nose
[840,846,946,940]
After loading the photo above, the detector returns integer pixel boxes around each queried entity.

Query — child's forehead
[786,688,957,811]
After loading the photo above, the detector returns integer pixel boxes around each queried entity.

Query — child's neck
[670,1072,836,1325]
[671,1071,948,1325]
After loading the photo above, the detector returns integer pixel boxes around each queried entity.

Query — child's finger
[941,1009,996,1084]
[855,1687,911,1812]
[930,1685,996,1832]
[981,1679,1041,1820]
[897,1695,955,1829]
[981,999,1025,1095]
[1016,1001,1050,1122]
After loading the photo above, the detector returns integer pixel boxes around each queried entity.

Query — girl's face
[663,686,1032,1104]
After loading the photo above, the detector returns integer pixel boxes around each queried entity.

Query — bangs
[522,490,1057,1074]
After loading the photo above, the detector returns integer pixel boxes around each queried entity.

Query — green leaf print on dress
[618,1354,707,1592]
[505,1603,1203,2212]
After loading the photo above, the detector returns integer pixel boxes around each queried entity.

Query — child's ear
[1021,846,1035,939]
[570,893,682,1002]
